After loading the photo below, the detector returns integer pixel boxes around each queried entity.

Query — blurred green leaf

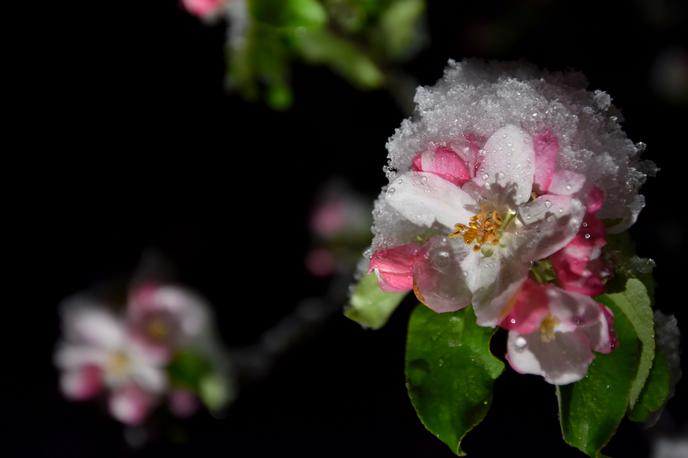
[374,0,425,59]
[168,350,213,391]
[405,306,503,456]
[344,272,406,329]
[251,0,327,28]
[292,28,385,88]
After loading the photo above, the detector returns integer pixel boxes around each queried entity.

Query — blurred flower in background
[55,282,234,426]
[182,0,426,109]
[306,180,372,277]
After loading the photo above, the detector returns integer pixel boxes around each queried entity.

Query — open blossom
[127,283,211,361]
[55,304,167,424]
[368,60,652,329]
[501,279,616,384]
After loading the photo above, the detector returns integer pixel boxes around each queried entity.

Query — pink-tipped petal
[506,330,595,385]
[471,253,530,328]
[411,146,472,186]
[586,186,605,214]
[517,195,586,260]
[474,125,535,205]
[109,385,154,425]
[550,213,608,296]
[412,237,472,313]
[61,365,103,400]
[545,287,615,354]
[532,130,558,193]
[500,279,550,334]
[369,244,420,292]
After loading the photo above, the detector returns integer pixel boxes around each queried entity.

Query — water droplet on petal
[497,172,505,180]
[514,336,527,351]
[482,173,489,181]
[388,187,396,194]
[584,233,591,239]
[582,222,588,228]
[544,200,552,208]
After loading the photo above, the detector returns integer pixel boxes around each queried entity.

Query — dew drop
[388,187,396,194]
[582,222,588,228]
[438,358,445,367]
[509,318,517,325]
[544,200,552,208]
[514,337,527,350]
[584,233,591,239]
[482,173,489,181]
[497,172,505,180]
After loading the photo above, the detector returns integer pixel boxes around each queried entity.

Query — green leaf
[405,305,504,455]
[603,279,655,409]
[373,0,425,59]
[557,288,642,457]
[291,28,385,88]
[604,232,655,302]
[629,350,672,423]
[250,0,327,28]
[167,350,213,391]
[344,272,406,329]
[199,373,235,411]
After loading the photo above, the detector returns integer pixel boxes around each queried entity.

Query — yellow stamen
[540,313,560,343]
[106,351,130,377]
[147,317,170,341]
[448,208,506,252]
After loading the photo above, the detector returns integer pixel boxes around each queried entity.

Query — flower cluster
[55,283,233,424]
[367,60,654,384]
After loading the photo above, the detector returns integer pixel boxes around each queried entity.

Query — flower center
[106,350,131,377]
[146,316,171,341]
[539,313,560,343]
[448,209,514,252]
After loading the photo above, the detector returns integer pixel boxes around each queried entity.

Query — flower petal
[532,130,558,193]
[369,244,420,292]
[385,171,475,229]
[546,287,616,354]
[548,170,586,196]
[506,329,594,385]
[517,194,585,260]
[411,146,472,186]
[500,278,550,334]
[412,237,472,313]
[60,365,103,400]
[470,251,530,327]
[62,304,125,349]
[109,385,154,425]
[474,125,535,205]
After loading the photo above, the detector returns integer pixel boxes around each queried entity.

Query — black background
[9,0,687,456]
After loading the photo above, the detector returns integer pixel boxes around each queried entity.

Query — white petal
[62,301,125,349]
[471,250,529,327]
[385,172,475,229]
[507,330,594,385]
[413,237,472,313]
[517,195,585,260]
[546,287,614,353]
[132,364,167,394]
[474,125,535,205]
[548,170,586,196]
[54,344,109,369]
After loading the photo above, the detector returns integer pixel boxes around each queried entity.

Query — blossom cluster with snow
[366,60,658,384]
[55,283,234,424]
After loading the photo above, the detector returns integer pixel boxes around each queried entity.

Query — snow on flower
[368,60,653,330]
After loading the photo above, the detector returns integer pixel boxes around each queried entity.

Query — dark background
[9,0,687,456]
